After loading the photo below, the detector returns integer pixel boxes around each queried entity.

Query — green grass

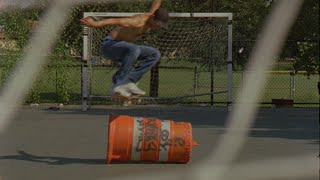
[0,66,319,105]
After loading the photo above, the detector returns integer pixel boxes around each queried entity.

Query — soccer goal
[82,12,233,111]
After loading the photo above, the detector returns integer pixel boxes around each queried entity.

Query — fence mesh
[0,0,318,106]
[0,1,317,180]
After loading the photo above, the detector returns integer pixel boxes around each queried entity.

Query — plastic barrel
[106,113,199,164]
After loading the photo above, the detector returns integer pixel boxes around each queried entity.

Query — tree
[290,0,319,76]
[218,0,272,70]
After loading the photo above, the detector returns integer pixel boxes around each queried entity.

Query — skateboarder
[80,0,169,99]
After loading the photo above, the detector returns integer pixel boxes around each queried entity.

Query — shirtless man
[80,0,169,98]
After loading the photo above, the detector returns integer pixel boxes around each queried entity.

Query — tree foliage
[0,0,318,74]
[291,0,319,76]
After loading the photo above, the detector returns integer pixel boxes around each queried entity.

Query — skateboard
[112,93,143,106]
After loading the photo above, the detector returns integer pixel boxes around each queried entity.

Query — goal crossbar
[84,12,233,19]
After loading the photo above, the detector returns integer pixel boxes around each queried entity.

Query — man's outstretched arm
[80,15,146,28]
[149,0,162,14]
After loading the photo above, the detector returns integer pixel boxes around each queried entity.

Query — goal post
[82,12,233,111]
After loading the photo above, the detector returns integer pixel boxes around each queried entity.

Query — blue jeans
[102,36,161,86]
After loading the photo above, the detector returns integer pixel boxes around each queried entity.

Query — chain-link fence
[232,37,319,105]
[0,0,319,106]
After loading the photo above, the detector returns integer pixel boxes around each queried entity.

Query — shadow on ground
[0,150,186,165]
[0,150,106,165]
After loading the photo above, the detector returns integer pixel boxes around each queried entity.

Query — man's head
[149,8,169,30]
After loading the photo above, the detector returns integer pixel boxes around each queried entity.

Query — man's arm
[149,0,162,14]
[80,17,117,28]
[80,15,146,28]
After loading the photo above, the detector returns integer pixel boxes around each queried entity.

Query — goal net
[82,12,233,110]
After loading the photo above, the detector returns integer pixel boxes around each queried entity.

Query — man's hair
[154,8,169,27]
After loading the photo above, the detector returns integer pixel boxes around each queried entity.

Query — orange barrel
[106,113,199,164]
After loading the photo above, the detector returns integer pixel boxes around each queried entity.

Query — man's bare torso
[110,26,150,42]
[110,14,151,42]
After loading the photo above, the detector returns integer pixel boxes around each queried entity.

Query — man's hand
[149,0,162,14]
[80,17,99,27]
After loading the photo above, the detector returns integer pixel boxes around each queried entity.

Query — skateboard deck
[112,93,143,106]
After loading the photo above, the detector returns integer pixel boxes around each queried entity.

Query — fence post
[149,62,159,97]
[210,50,214,106]
[82,13,89,111]
[290,69,296,100]
[227,14,233,111]
[55,67,58,101]
[193,65,199,96]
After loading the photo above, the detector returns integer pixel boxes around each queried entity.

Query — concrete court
[0,105,318,180]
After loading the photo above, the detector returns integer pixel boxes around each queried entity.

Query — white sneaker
[112,84,132,98]
[126,83,146,96]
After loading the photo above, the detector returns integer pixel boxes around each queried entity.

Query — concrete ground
[0,106,318,180]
